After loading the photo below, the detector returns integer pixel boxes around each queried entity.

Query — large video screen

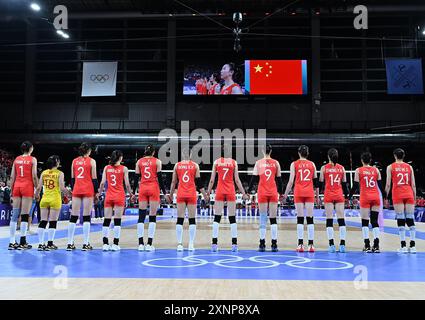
[183,60,307,95]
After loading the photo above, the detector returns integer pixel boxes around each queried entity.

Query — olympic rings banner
[81,61,118,97]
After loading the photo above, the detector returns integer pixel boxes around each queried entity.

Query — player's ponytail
[20,141,33,154]
[265,144,272,155]
[361,152,372,165]
[393,148,405,160]
[78,142,92,156]
[144,144,155,157]
[328,148,338,164]
[298,145,309,158]
[228,62,241,84]
[109,150,123,165]
[46,155,60,169]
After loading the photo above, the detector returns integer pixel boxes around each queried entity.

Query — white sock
[339,226,347,241]
[372,227,380,240]
[326,227,334,241]
[176,224,183,244]
[20,222,28,237]
[38,227,45,244]
[231,223,238,239]
[48,228,56,242]
[362,226,369,240]
[83,222,90,245]
[409,226,416,241]
[399,226,406,242]
[148,222,156,239]
[212,222,219,239]
[307,223,314,241]
[189,224,196,244]
[297,223,304,241]
[259,227,266,240]
[113,226,121,240]
[271,224,278,240]
[102,226,109,239]
[137,223,145,238]
[67,222,76,245]
[9,221,17,244]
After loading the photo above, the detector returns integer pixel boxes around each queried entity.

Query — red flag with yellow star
[245,60,307,95]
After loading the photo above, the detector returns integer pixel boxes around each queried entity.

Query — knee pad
[113,218,122,226]
[337,218,345,227]
[405,213,415,220]
[70,215,79,223]
[214,215,222,223]
[83,215,91,223]
[370,211,379,228]
[396,217,406,227]
[269,217,277,225]
[188,218,196,225]
[361,219,369,227]
[228,216,236,224]
[297,217,304,225]
[176,217,184,225]
[260,212,267,230]
[326,218,333,228]
[38,220,48,229]
[103,218,111,227]
[48,221,57,229]
[138,209,147,223]
[406,218,415,227]
[21,214,29,223]
[306,217,314,225]
[11,208,20,222]
[149,215,157,223]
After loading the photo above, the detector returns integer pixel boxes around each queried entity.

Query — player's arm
[195,163,208,200]
[34,172,44,200]
[385,165,392,198]
[376,168,385,196]
[156,159,167,195]
[275,161,284,195]
[411,165,417,200]
[168,164,178,197]
[91,159,99,194]
[247,162,259,194]
[59,172,71,197]
[70,160,75,189]
[313,164,320,204]
[318,165,325,193]
[350,169,360,199]
[234,161,246,196]
[134,159,140,192]
[207,161,217,194]
[32,157,39,187]
[342,168,350,198]
[10,162,15,191]
[124,166,134,196]
[283,162,295,198]
[97,166,107,195]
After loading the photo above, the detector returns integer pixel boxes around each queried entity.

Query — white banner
[81,61,117,97]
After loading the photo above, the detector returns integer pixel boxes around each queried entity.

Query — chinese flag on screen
[245,60,307,95]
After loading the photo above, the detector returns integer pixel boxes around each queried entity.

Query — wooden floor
[1,215,424,300]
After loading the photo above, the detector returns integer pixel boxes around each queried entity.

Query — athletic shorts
[40,197,62,210]
[12,185,34,198]
[215,193,236,202]
[177,196,197,205]
[392,196,415,205]
[104,196,125,208]
[72,193,94,199]
[360,197,381,209]
[324,194,345,204]
[139,185,160,202]
[257,193,278,204]
[294,196,315,204]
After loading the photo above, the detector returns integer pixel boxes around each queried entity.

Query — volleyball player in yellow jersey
[35,155,71,251]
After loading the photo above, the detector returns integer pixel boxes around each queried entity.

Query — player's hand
[315,197,321,207]
[243,193,249,201]
[282,194,288,204]
[204,194,210,203]
[279,194,284,203]
[35,193,40,202]
[165,194,172,204]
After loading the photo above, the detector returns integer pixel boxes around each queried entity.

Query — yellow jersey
[41,169,62,199]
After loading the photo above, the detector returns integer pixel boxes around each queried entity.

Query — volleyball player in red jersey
[248,145,283,252]
[351,152,383,253]
[167,148,208,251]
[220,63,243,95]
[67,142,98,251]
[385,148,417,253]
[9,141,38,250]
[135,145,167,252]
[283,145,320,253]
[98,150,134,252]
[207,145,247,252]
[207,73,221,95]
[319,148,350,253]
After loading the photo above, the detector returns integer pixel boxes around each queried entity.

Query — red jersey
[208,83,218,95]
[105,164,125,199]
[220,83,240,95]
[293,159,315,198]
[138,157,158,185]
[358,166,380,198]
[255,158,278,196]
[176,160,197,198]
[323,163,345,199]
[13,155,35,188]
[391,162,414,198]
[72,156,94,195]
[215,158,236,195]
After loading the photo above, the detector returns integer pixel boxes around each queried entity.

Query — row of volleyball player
[8,141,417,254]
